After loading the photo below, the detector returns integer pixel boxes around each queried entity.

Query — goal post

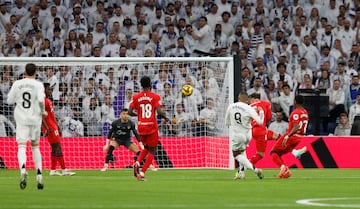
[0,57,235,170]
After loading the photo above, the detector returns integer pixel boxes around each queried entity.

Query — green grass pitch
[1,169,359,209]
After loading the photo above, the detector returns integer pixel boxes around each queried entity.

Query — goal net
[0,57,234,170]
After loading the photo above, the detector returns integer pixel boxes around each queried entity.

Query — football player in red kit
[248,93,279,165]
[129,76,169,180]
[42,83,75,176]
[271,95,309,178]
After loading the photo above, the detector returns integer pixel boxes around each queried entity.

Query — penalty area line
[296,197,360,208]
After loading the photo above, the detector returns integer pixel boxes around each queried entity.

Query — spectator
[300,35,321,72]
[167,36,190,57]
[271,84,294,119]
[212,24,227,57]
[36,39,53,57]
[293,58,313,88]
[348,93,360,125]
[109,6,124,29]
[68,13,87,36]
[126,38,143,57]
[331,61,351,90]
[82,97,101,136]
[88,1,105,31]
[172,103,191,136]
[161,23,179,55]
[145,31,164,57]
[60,106,84,137]
[268,110,288,135]
[327,79,345,122]
[197,98,217,136]
[315,69,332,90]
[123,88,133,109]
[206,4,221,30]
[298,74,315,90]
[344,75,360,112]
[190,16,214,56]
[247,77,268,101]
[273,63,293,90]
[334,113,352,136]
[91,22,107,47]
[131,22,149,50]
[67,77,84,99]
[101,32,120,57]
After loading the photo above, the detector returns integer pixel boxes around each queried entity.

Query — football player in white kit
[225,92,264,180]
[7,63,47,190]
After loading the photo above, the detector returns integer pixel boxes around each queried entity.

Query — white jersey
[7,78,45,126]
[60,117,84,137]
[225,101,263,133]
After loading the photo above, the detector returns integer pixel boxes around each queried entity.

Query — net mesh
[0,57,233,169]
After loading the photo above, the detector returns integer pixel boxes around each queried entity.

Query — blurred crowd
[0,0,360,136]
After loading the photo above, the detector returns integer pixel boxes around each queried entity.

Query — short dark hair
[249,93,260,99]
[121,108,129,112]
[25,63,37,76]
[295,95,304,105]
[43,83,51,88]
[140,76,151,88]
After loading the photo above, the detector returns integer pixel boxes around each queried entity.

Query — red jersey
[42,98,59,133]
[250,100,272,128]
[129,91,161,135]
[288,107,309,135]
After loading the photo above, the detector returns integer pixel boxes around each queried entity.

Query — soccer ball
[181,84,193,97]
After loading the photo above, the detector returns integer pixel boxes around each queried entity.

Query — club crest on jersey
[293,114,299,120]
[127,126,131,129]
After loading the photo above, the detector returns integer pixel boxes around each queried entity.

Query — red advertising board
[0,136,359,169]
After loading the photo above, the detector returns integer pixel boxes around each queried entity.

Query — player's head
[249,92,260,103]
[43,83,52,98]
[140,76,151,89]
[120,108,129,121]
[238,92,249,104]
[294,95,304,107]
[24,63,37,77]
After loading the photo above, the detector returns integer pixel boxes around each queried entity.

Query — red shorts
[140,131,159,147]
[271,134,302,156]
[252,127,267,153]
[47,129,61,144]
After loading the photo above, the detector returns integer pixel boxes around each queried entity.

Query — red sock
[137,149,149,164]
[58,156,66,169]
[271,152,284,167]
[250,153,263,164]
[51,156,57,170]
[142,153,154,173]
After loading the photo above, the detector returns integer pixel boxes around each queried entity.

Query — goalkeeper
[101,108,142,171]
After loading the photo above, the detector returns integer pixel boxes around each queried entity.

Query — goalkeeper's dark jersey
[107,119,140,142]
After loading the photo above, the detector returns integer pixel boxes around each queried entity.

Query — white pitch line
[0,203,299,209]
[297,197,360,208]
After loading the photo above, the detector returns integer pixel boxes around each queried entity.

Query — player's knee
[232,150,243,157]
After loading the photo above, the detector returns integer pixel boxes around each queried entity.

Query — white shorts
[16,123,41,144]
[230,129,252,151]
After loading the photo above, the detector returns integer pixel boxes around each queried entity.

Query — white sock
[18,144,27,175]
[235,152,254,171]
[32,146,42,174]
